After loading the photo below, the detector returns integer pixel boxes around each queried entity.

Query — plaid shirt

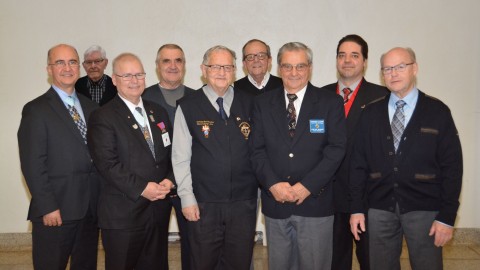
[87,75,107,103]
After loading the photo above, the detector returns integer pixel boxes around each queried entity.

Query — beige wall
[1,0,479,232]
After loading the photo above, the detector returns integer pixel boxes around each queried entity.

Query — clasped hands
[269,182,311,205]
[141,179,175,201]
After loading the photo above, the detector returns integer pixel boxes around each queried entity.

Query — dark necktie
[216,97,228,121]
[342,87,352,104]
[391,100,406,152]
[286,94,298,138]
[67,97,87,144]
[135,107,155,159]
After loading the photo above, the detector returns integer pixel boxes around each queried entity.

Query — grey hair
[84,45,106,60]
[202,45,236,65]
[277,42,313,65]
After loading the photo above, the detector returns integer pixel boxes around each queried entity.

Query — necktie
[342,87,352,104]
[67,97,87,144]
[286,94,298,138]
[216,97,228,121]
[391,100,406,152]
[135,107,155,159]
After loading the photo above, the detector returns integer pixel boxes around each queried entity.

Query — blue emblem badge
[310,119,325,133]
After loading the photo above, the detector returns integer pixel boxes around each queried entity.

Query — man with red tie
[321,34,388,270]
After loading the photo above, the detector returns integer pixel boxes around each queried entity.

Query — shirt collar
[52,84,79,107]
[389,87,419,108]
[338,78,362,93]
[247,72,271,89]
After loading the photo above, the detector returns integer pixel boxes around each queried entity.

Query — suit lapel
[112,96,155,161]
[144,101,168,159]
[292,85,318,146]
[45,88,86,145]
[270,88,292,144]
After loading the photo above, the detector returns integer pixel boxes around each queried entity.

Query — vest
[179,90,258,202]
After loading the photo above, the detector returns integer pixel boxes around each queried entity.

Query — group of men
[18,34,462,270]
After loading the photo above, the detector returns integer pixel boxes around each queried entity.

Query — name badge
[310,119,325,133]
[162,133,171,147]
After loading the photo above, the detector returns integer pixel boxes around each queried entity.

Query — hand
[350,213,366,241]
[269,182,297,203]
[182,205,200,221]
[291,182,311,205]
[141,182,167,201]
[429,221,454,247]
[43,209,62,226]
[159,179,175,194]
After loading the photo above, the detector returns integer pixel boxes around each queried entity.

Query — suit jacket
[350,91,462,226]
[321,79,389,213]
[142,84,195,124]
[75,75,117,106]
[18,88,100,222]
[250,83,347,219]
[87,95,175,229]
[234,74,283,96]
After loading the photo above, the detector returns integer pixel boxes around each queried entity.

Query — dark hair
[336,34,368,59]
[242,39,271,60]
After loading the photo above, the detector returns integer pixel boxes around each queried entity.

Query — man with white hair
[76,45,117,106]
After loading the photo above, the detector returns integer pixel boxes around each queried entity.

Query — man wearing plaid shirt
[76,45,117,106]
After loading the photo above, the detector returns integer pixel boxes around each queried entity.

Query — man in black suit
[321,34,388,270]
[234,39,283,96]
[142,43,194,270]
[75,45,117,106]
[18,44,100,270]
[88,53,175,270]
[350,47,463,270]
[251,42,346,269]
[172,45,258,269]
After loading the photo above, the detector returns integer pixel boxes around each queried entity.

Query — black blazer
[75,75,117,106]
[250,83,347,219]
[321,79,389,213]
[234,74,283,96]
[87,95,175,229]
[350,91,462,226]
[18,88,100,222]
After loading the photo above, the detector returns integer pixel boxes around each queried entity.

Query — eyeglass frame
[381,63,414,75]
[244,52,269,62]
[203,64,235,73]
[114,73,147,81]
[279,63,310,72]
[48,60,80,68]
[83,58,105,66]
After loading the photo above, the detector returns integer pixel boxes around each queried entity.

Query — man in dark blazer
[251,42,346,270]
[350,47,462,270]
[142,43,194,270]
[234,39,283,96]
[88,53,175,270]
[75,45,117,106]
[18,44,100,269]
[321,34,388,270]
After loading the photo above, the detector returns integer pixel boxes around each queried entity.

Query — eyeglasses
[48,60,80,68]
[280,63,309,72]
[244,52,268,61]
[204,65,235,72]
[83,59,105,66]
[115,73,146,81]
[381,63,414,75]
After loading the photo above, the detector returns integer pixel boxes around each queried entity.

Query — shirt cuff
[179,193,198,209]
